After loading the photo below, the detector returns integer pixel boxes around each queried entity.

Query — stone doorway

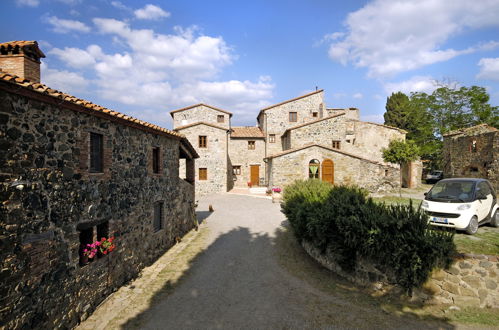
[250,165,260,186]
[322,159,334,184]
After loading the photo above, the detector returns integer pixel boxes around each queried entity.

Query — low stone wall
[301,241,499,308]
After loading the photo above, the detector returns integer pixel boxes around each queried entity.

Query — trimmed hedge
[281,179,456,292]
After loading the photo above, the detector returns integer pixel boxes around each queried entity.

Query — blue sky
[1,0,499,129]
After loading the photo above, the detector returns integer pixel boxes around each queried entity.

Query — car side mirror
[424,192,428,197]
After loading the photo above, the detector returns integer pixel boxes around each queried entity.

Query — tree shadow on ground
[119,221,456,329]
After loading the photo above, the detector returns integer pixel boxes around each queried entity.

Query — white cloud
[41,62,89,94]
[477,57,499,81]
[16,0,39,7]
[46,16,91,33]
[134,4,170,20]
[111,1,130,11]
[353,92,363,99]
[327,0,499,77]
[384,76,437,95]
[48,18,274,125]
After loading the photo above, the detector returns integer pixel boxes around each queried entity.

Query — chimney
[0,41,45,83]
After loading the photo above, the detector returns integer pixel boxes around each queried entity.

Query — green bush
[281,180,456,292]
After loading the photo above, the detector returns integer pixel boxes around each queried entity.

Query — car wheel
[491,209,499,228]
[465,216,479,235]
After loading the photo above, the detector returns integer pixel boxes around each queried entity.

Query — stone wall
[302,240,499,308]
[443,129,498,191]
[177,124,228,196]
[260,91,324,157]
[0,87,196,329]
[267,145,399,192]
[172,105,231,130]
[228,137,266,187]
[286,115,346,151]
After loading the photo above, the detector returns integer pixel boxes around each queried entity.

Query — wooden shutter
[199,168,207,180]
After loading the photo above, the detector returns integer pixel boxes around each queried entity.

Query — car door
[476,182,494,221]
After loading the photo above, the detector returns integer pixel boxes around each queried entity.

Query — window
[199,168,208,180]
[153,201,163,232]
[309,159,320,179]
[248,141,255,150]
[97,221,109,258]
[90,132,103,172]
[312,112,318,118]
[199,135,207,148]
[217,115,224,123]
[152,147,160,174]
[269,134,276,143]
[289,112,297,122]
[385,169,389,176]
[332,140,341,149]
[470,139,477,152]
[79,227,94,266]
[233,166,241,175]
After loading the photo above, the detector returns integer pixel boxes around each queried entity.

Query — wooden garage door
[322,159,334,184]
[250,165,260,186]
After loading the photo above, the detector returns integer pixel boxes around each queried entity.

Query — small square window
[152,147,160,174]
[217,115,224,123]
[199,168,208,180]
[90,132,103,173]
[79,227,94,266]
[233,166,241,175]
[248,141,255,150]
[269,134,276,143]
[312,112,318,118]
[153,201,163,232]
[199,136,207,148]
[289,112,297,122]
[332,140,341,149]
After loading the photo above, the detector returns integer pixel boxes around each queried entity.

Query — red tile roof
[0,70,186,141]
[257,89,324,118]
[170,103,232,117]
[0,40,46,59]
[231,126,264,138]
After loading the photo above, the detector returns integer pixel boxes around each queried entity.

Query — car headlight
[457,204,471,211]
[421,201,429,209]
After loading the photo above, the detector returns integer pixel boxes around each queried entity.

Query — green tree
[383,139,420,192]
[384,92,411,130]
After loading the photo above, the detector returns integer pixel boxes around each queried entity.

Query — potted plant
[272,187,282,203]
[247,181,252,188]
[83,237,115,261]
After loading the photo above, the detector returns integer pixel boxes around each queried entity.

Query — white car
[421,178,498,234]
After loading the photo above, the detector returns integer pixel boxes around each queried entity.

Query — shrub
[281,180,456,292]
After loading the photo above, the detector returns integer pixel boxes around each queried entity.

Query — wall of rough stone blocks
[172,105,231,130]
[268,145,399,192]
[302,241,499,308]
[443,131,498,192]
[177,124,228,196]
[260,91,324,157]
[228,137,266,187]
[0,86,196,329]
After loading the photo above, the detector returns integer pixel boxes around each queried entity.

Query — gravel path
[121,193,458,329]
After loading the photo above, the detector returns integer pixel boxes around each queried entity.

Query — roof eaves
[174,121,228,131]
[257,89,324,118]
[169,103,233,117]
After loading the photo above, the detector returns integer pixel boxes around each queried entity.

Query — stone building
[443,124,499,191]
[171,89,406,195]
[0,41,198,329]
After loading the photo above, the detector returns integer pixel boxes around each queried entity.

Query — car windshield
[426,180,475,203]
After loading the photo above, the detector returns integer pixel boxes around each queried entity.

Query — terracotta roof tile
[0,40,46,59]
[230,126,264,138]
[0,69,184,140]
[170,103,233,117]
[444,123,498,137]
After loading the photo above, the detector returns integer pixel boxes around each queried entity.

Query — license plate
[432,217,448,224]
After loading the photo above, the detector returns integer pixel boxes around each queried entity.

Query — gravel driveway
[79,193,475,329]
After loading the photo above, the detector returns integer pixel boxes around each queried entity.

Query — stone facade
[172,89,407,194]
[266,145,399,192]
[0,65,197,328]
[177,123,229,196]
[302,241,499,308]
[443,124,499,191]
[172,104,231,130]
[228,137,266,188]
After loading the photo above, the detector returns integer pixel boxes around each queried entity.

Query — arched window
[309,159,320,179]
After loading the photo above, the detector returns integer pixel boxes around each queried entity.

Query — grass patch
[445,306,499,326]
[453,226,499,255]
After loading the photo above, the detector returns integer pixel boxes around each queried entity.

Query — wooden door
[322,159,334,184]
[250,165,260,186]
